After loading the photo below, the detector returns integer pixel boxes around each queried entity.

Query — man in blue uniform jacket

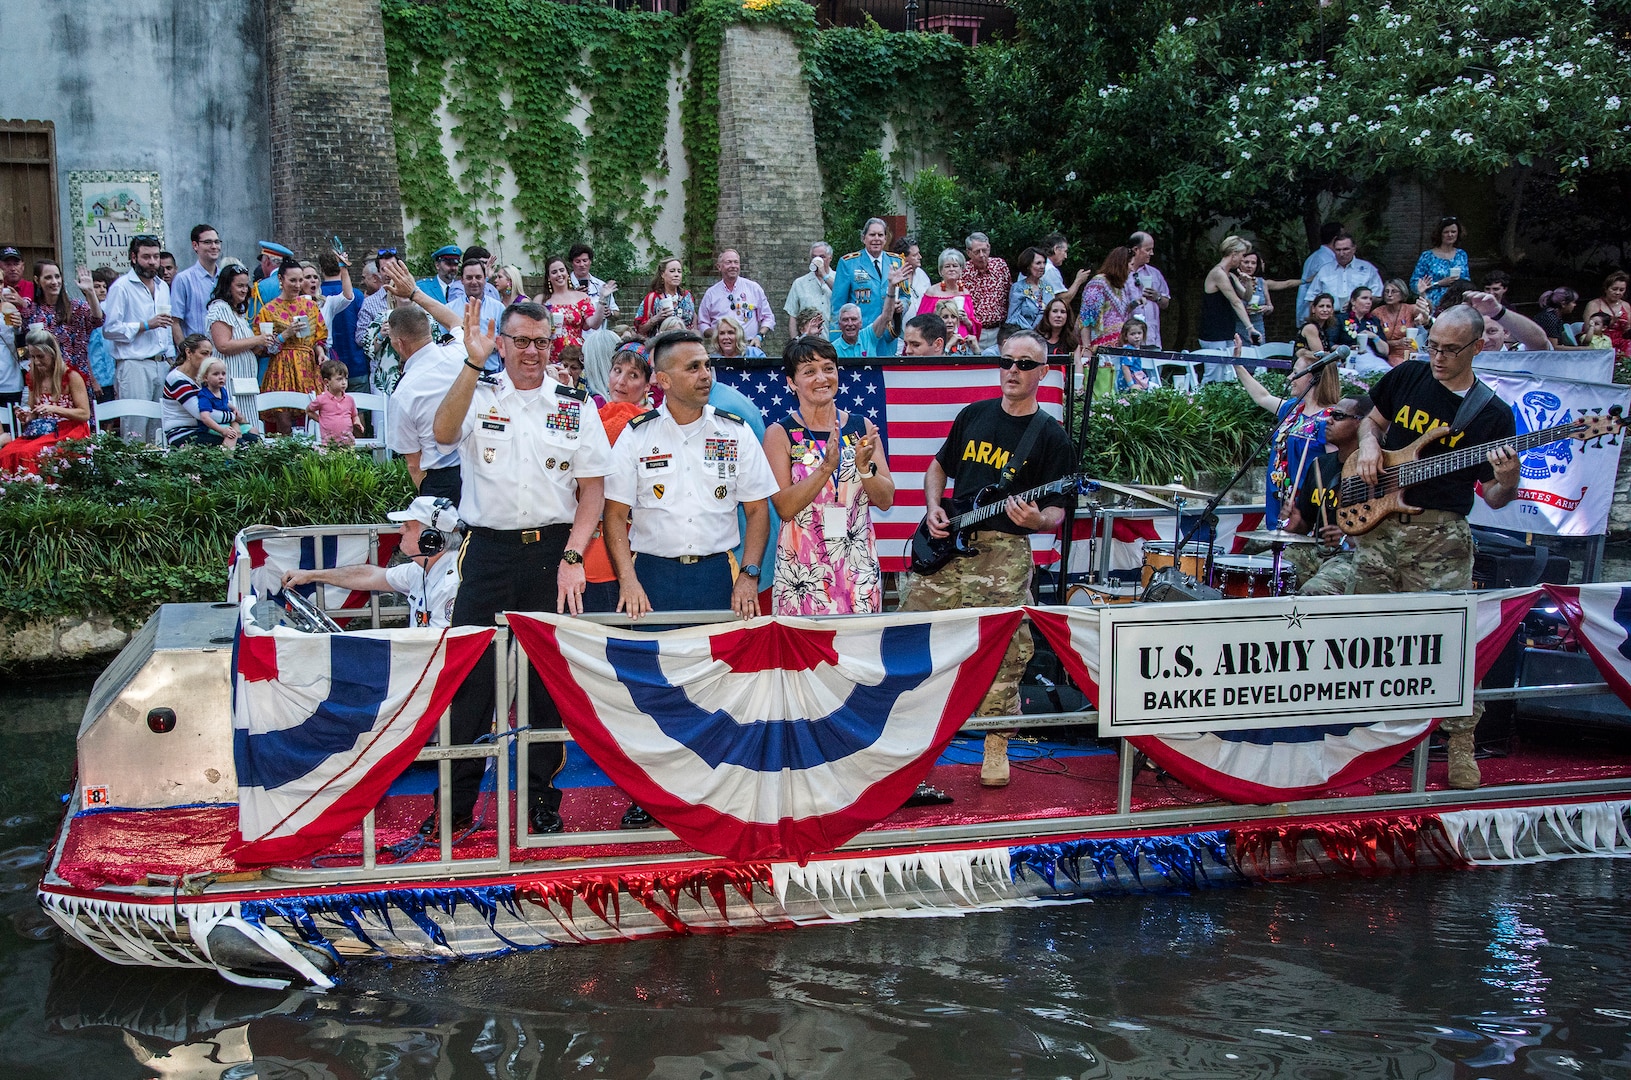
[830,218,905,330]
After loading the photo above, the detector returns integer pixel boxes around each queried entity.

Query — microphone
[1305,344,1350,372]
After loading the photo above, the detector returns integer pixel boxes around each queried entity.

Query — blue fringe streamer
[240,883,549,964]
[1009,831,1240,894]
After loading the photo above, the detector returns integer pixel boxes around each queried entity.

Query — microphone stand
[1171,350,1344,557]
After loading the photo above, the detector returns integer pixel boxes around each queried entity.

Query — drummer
[1282,394,1369,595]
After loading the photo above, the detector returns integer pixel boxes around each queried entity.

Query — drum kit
[1067,477,1312,607]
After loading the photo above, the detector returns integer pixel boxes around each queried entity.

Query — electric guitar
[909,474,1085,575]
[1335,407,1623,536]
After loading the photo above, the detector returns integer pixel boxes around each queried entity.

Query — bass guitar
[909,474,1085,575]
[1334,407,1622,536]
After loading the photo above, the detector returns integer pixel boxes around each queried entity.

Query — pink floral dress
[546,296,597,349]
[771,412,883,615]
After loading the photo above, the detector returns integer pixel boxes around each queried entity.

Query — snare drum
[1140,540,1207,588]
[1067,582,1143,606]
[1211,555,1297,598]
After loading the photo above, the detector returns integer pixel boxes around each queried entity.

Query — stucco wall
[3,0,271,269]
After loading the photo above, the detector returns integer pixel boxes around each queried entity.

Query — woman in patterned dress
[26,261,104,411]
[257,257,327,434]
[635,257,696,335]
[762,336,895,615]
[0,329,90,475]
[1231,344,1342,529]
[541,256,607,350]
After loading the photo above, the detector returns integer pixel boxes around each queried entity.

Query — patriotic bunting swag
[1025,589,1543,803]
[506,608,1026,862]
[229,600,493,864]
[1547,583,1631,709]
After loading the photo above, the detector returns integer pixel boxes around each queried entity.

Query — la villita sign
[1098,593,1477,735]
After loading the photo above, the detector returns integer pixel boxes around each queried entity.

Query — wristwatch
[740,563,761,579]
[561,549,583,565]
[863,462,878,478]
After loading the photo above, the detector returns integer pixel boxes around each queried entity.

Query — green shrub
[0,436,415,632]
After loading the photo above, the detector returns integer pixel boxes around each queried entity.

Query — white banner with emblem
[1098,594,1477,735]
[1467,369,1628,537]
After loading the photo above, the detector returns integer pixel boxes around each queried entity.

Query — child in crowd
[936,299,979,355]
[555,344,588,394]
[195,357,256,450]
[88,267,119,404]
[307,360,361,445]
[1583,311,1614,351]
[1115,315,1152,391]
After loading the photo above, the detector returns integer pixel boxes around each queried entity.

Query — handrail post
[496,626,512,869]
[515,623,530,843]
[362,811,376,870]
[1117,739,1135,815]
[367,528,381,628]
[1411,738,1430,793]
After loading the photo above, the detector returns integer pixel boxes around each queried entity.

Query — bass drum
[1211,555,1297,598]
[1140,540,1207,588]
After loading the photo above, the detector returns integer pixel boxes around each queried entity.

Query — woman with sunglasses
[1412,216,1470,310]
[1232,339,1343,530]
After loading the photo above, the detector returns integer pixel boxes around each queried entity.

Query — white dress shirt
[449,374,611,530]
[1308,258,1384,312]
[1296,245,1337,323]
[385,556,462,629]
[605,403,778,558]
[102,271,176,359]
[387,339,466,471]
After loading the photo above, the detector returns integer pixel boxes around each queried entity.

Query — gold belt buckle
[521,529,542,544]
[677,555,701,564]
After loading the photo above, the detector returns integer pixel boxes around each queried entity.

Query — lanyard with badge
[792,416,855,540]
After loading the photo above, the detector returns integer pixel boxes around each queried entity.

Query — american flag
[712,359,1067,571]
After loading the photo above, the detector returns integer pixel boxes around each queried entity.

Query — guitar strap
[999,409,1051,491]
[1448,378,1496,438]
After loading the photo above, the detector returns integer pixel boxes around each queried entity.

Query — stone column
[263,0,405,258]
[715,24,824,350]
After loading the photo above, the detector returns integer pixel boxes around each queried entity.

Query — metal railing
[258,605,1621,887]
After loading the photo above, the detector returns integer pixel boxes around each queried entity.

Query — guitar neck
[1392,422,1579,486]
[950,476,1076,530]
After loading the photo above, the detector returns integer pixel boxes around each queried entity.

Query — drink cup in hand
[259,322,274,337]
[155,300,171,317]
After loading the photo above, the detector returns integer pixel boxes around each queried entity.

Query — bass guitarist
[899,327,1077,788]
[1352,302,1520,790]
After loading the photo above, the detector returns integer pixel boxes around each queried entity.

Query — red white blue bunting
[229,600,492,865]
[507,608,1025,862]
[1546,583,1631,708]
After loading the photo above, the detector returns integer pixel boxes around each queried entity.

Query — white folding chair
[1258,341,1295,359]
[350,392,390,462]
[95,399,166,444]
[255,391,315,437]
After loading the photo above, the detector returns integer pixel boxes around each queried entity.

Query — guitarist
[898,329,1077,788]
[1352,303,1521,790]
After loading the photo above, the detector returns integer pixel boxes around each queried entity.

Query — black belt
[469,523,570,545]
[641,552,728,566]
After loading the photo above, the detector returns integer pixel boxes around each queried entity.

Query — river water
[4,675,1630,1079]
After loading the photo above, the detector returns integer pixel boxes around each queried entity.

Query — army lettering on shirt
[1367,359,1515,517]
[931,398,1076,537]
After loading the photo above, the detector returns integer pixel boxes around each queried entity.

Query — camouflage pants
[1354,514,1480,735]
[898,531,1033,718]
[1292,548,1356,596]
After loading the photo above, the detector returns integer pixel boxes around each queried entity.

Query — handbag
[19,415,59,438]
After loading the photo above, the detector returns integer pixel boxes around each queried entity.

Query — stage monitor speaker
[1141,568,1222,603]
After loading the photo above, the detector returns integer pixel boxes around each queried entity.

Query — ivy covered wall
[379,0,969,283]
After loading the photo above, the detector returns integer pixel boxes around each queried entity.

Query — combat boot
[1447,732,1480,790]
[981,733,1010,787]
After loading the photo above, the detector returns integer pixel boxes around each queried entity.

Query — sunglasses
[377,247,400,258]
[1327,409,1359,420]
[998,357,1044,371]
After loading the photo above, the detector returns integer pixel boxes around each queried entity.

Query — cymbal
[1079,479,1174,508]
[1137,480,1216,500]
[1237,528,1320,546]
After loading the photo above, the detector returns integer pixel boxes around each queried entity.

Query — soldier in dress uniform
[830,218,906,332]
[430,298,613,837]
[602,329,779,620]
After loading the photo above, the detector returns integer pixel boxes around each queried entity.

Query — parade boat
[36,523,1631,990]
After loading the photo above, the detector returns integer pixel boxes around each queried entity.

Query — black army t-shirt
[933,398,1077,535]
[1368,359,1515,516]
[1291,449,1343,531]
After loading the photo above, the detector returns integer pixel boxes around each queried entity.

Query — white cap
[387,495,461,533]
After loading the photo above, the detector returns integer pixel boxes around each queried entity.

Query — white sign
[1099,593,1477,735]
[68,170,164,273]
[1468,370,1628,537]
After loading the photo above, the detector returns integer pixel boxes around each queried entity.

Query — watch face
[563,550,583,565]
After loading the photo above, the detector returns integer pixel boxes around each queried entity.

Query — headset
[413,497,462,557]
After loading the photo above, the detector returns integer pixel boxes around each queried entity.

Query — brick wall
[264,0,405,260]
[715,25,825,348]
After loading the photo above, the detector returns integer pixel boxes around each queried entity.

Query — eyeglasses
[1425,338,1477,360]
[998,357,1044,371]
[501,333,550,352]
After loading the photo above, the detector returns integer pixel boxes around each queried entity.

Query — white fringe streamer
[1439,800,1631,864]
[770,847,1017,921]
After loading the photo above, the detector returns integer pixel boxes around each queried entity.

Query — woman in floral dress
[26,261,104,415]
[635,258,696,335]
[257,257,327,434]
[541,256,607,350]
[762,337,895,615]
[1231,345,1342,529]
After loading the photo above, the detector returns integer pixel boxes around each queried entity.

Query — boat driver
[281,495,464,629]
